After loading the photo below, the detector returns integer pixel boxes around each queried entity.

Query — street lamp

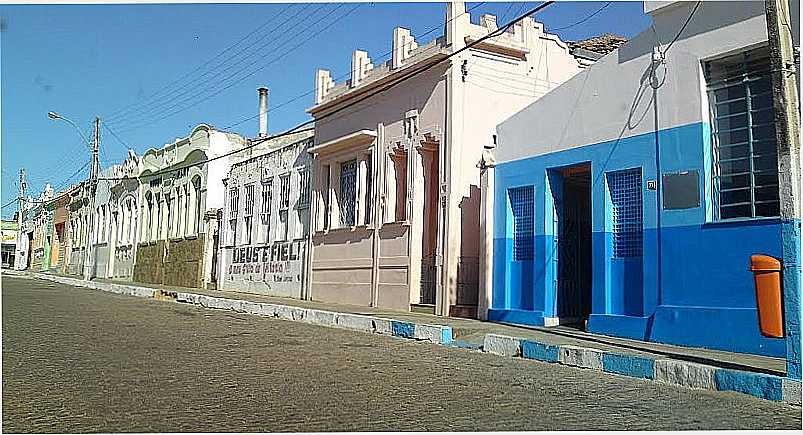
[47,111,92,149]
[47,110,100,281]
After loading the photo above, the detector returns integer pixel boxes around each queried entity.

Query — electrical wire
[105,3,322,126]
[218,2,487,132]
[96,2,556,183]
[550,1,612,32]
[104,3,297,121]
[108,4,361,134]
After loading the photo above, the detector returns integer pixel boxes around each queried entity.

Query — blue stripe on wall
[491,122,791,357]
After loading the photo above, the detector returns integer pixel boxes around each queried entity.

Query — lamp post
[48,112,100,281]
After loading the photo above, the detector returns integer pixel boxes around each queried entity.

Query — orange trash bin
[750,254,784,338]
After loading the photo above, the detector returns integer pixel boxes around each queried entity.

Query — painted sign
[222,239,306,298]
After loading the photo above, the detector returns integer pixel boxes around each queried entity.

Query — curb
[19,272,800,406]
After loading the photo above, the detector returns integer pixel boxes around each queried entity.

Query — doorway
[554,164,592,328]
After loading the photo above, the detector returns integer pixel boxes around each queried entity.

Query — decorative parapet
[392,27,418,69]
[350,50,374,88]
[315,69,335,104]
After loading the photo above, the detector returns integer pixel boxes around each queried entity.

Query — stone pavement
[6,269,801,405]
[5,275,800,432]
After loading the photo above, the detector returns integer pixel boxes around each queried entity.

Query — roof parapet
[350,50,374,88]
[315,69,335,104]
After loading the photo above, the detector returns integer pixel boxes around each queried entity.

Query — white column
[329,162,341,229]
[478,159,495,321]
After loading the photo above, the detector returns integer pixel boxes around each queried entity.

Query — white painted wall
[496,1,769,163]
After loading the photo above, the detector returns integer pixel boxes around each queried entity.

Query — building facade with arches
[133,124,248,289]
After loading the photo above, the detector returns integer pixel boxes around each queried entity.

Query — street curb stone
[714,368,783,401]
[782,379,802,405]
[654,359,717,390]
[483,334,521,357]
[559,345,604,370]
[602,353,655,379]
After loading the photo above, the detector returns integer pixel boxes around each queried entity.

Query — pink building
[305,2,593,318]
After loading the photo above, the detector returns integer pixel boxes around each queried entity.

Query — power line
[106,3,318,125]
[101,121,134,152]
[662,0,701,55]
[218,2,487,131]
[550,1,612,32]
[104,3,297,121]
[108,4,360,134]
[98,2,556,183]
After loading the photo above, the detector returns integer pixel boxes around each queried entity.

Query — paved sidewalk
[6,269,800,405]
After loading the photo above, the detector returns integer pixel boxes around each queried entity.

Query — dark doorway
[556,165,592,328]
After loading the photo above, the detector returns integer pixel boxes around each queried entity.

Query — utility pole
[765,0,801,381]
[16,168,26,270]
[82,117,101,281]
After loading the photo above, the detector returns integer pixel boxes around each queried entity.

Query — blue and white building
[483,0,800,376]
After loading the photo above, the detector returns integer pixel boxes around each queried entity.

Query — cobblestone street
[2,276,801,432]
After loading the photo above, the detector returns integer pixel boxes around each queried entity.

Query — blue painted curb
[521,340,560,362]
[391,321,416,339]
[714,368,784,401]
[602,353,655,379]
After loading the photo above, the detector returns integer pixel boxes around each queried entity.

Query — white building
[218,127,315,298]
[134,124,248,289]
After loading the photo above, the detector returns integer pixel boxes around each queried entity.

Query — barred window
[340,160,358,227]
[229,188,239,219]
[509,186,534,261]
[261,179,272,225]
[244,184,255,217]
[607,168,643,258]
[298,170,310,207]
[280,174,291,210]
[706,47,779,219]
[244,216,252,245]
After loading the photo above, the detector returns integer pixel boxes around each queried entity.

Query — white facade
[135,123,248,289]
[218,128,315,298]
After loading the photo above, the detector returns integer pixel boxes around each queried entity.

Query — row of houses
[14,2,801,377]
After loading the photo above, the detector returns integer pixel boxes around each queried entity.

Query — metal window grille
[298,170,310,207]
[244,216,252,245]
[607,168,643,258]
[280,174,291,210]
[706,47,779,219]
[509,186,534,261]
[229,188,239,219]
[340,160,357,226]
[244,184,254,216]
[261,180,272,216]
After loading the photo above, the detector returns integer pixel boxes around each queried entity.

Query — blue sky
[0,1,652,218]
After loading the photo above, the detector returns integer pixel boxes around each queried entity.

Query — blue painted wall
[491,122,789,357]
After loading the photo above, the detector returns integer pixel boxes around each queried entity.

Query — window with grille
[340,160,357,226]
[706,47,779,219]
[244,216,252,245]
[280,174,291,210]
[229,188,239,219]
[509,186,534,261]
[607,168,643,258]
[298,170,310,207]
[244,184,254,217]
[261,179,272,226]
